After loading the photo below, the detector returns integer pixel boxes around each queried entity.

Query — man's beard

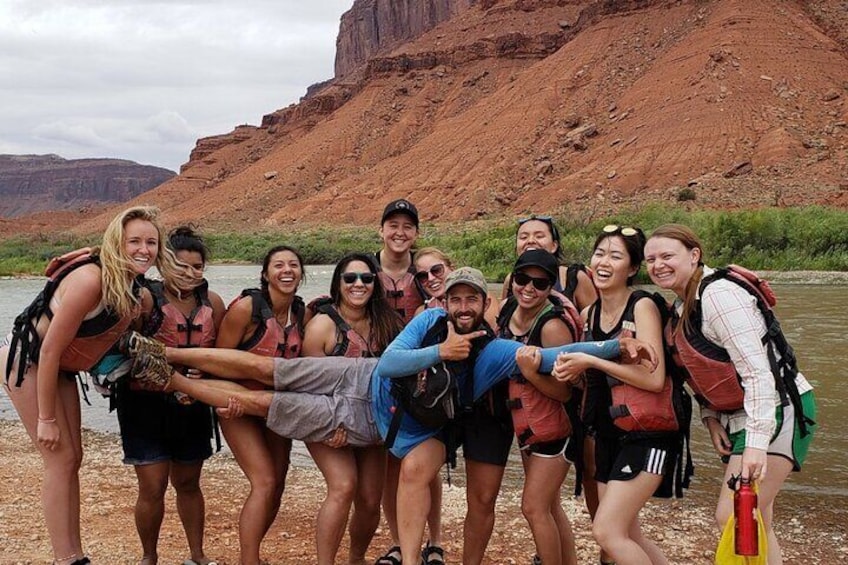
[449,310,485,334]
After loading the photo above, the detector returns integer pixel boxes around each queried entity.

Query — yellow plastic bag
[714,503,768,565]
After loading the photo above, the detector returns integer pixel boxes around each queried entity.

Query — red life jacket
[586,291,679,433]
[316,303,378,358]
[375,252,425,325]
[496,293,580,447]
[6,249,140,386]
[232,289,304,359]
[669,265,811,438]
[146,280,217,349]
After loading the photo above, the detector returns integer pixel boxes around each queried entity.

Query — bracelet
[38,417,57,424]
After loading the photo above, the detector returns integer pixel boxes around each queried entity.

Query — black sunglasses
[512,271,552,291]
[341,272,376,285]
[414,263,446,283]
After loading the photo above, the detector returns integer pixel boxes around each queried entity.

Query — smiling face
[590,235,639,291]
[414,252,451,299]
[446,284,488,334]
[379,212,418,255]
[123,218,159,276]
[644,236,702,297]
[263,249,303,297]
[516,219,558,256]
[511,265,552,311]
[339,259,375,310]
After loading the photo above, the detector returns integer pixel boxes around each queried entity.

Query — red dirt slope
[14,0,848,236]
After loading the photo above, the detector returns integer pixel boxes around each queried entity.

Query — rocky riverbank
[0,419,845,564]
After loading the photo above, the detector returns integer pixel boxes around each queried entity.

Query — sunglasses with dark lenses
[341,272,376,285]
[512,271,553,291]
[602,224,639,237]
[414,263,446,283]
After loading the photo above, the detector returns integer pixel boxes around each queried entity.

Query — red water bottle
[734,478,759,556]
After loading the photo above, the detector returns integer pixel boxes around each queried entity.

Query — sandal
[374,545,402,565]
[421,542,444,565]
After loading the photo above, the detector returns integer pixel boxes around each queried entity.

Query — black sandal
[421,542,445,565]
[375,545,402,565]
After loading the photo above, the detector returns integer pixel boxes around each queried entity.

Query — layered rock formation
[334,0,477,78]
[6,0,847,237]
[0,155,175,218]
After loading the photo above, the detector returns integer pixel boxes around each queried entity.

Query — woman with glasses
[496,249,581,565]
[644,225,816,565]
[214,245,309,565]
[115,225,226,565]
[553,225,679,565]
[302,253,403,565]
[413,247,454,311]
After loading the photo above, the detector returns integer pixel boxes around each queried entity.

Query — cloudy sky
[0,0,354,172]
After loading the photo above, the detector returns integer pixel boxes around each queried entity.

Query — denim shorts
[116,384,214,465]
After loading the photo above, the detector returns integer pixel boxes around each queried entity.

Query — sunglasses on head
[341,272,376,285]
[603,224,639,237]
[512,271,552,291]
[414,263,446,283]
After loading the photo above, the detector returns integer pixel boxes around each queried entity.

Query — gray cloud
[0,0,353,171]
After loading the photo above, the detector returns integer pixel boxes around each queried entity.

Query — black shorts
[595,433,680,498]
[461,383,513,466]
[524,436,576,461]
[116,383,214,465]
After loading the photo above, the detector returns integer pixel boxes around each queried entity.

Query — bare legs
[348,445,387,564]
[132,461,209,565]
[593,474,668,565]
[397,438,446,563]
[381,453,443,563]
[3,351,85,565]
[462,459,506,565]
[220,415,291,565]
[166,347,275,385]
[521,452,576,565]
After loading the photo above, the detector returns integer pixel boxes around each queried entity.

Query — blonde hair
[648,224,704,335]
[100,206,182,317]
[414,247,455,270]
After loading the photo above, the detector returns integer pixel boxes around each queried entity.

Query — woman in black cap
[495,249,581,565]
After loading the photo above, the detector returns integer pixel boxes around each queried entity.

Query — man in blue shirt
[123,268,654,563]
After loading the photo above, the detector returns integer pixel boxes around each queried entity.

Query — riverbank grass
[1,205,846,277]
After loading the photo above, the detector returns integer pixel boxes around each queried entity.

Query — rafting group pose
[1,200,817,565]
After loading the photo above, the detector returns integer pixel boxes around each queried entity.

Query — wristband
[38,417,57,424]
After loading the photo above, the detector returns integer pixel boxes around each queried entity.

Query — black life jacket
[5,250,140,387]
[385,316,494,450]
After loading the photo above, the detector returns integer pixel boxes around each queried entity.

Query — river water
[1,266,845,510]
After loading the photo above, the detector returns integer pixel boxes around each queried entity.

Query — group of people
[1,199,816,565]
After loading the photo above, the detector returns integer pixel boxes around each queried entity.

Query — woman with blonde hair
[1,205,180,565]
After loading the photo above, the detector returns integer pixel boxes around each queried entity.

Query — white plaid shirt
[677,267,812,450]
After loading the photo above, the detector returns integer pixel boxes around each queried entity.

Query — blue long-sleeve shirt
[371,308,621,457]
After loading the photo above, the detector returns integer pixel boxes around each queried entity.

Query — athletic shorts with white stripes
[595,433,679,484]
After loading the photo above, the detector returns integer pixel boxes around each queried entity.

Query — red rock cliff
[335,0,477,78]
